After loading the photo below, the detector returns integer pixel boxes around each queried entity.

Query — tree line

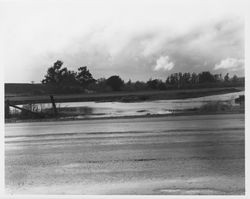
[41,60,244,93]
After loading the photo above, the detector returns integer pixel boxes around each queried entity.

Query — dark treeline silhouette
[41,60,244,94]
[42,60,96,93]
[146,72,243,90]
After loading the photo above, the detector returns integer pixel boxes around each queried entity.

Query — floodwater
[11,91,244,118]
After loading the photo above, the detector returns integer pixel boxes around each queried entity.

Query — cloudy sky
[1,0,245,83]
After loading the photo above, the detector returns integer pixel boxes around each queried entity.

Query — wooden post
[50,95,58,116]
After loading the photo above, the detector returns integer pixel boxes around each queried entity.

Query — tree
[147,79,166,90]
[123,79,134,91]
[147,79,159,89]
[198,71,215,83]
[191,72,198,84]
[158,81,167,90]
[231,75,239,82]
[59,68,78,86]
[182,72,191,86]
[224,73,230,82]
[42,60,64,84]
[76,66,96,88]
[134,81,147,90]
[106,75,124,91]
[42,61,97,93]
[213,74,222,82]
[42,60,80,92]
[169,73,178,86]
[177,72,183,88]
[87,78,112,92]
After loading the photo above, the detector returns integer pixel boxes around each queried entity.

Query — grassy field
[5,87,244,105]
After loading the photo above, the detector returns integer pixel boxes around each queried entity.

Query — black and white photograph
[1,0,247,196]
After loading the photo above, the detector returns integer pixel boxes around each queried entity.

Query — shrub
[106,75,124,91]
[199,101,232,112]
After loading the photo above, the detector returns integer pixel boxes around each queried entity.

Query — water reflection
[10,91,244,118]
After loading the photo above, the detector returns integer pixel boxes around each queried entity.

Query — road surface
[5,114,245,194]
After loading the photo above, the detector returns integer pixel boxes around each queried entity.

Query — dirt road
[5,114,245,194]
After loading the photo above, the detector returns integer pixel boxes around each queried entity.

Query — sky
[1,0,246,83]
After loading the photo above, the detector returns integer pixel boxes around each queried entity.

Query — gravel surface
[5,114,245,194]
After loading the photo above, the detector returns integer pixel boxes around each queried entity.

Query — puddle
[156,188,228,195]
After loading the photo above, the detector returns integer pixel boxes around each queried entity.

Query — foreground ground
[5,114,245,195]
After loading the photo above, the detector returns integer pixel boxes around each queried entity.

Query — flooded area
[10,91,244,118]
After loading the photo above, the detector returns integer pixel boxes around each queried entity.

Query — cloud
[214,58,244,71]
[153,56,174,71]
[1,0,245,82]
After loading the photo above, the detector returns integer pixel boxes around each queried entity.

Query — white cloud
[153,56,174,71]
[1,0,245,82]
[214,58,244,71]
